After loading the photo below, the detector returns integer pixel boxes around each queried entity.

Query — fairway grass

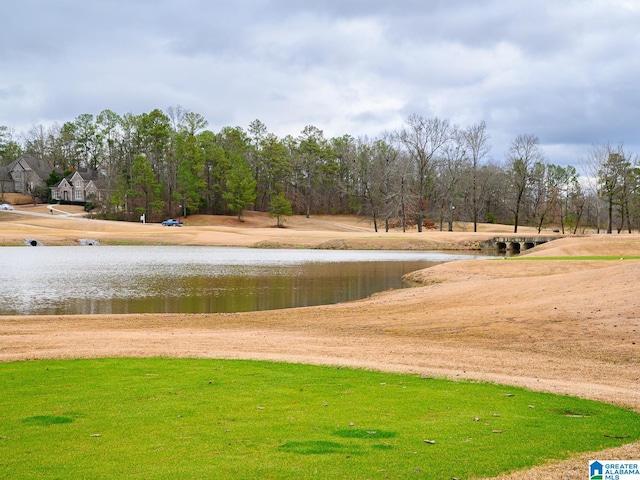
[2,358,639,479]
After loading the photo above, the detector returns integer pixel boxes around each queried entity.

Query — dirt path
[1,209,640,478]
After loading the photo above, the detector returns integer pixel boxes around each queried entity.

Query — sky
[2,0,639,168]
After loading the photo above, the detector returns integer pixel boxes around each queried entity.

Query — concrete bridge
[480,236,560,253]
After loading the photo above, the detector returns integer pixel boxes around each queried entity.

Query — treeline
[1,108,639,233]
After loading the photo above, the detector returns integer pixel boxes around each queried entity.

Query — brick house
[0,154,52,195]
[50,169,107,202]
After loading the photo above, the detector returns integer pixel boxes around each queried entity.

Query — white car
[0,203,14,210]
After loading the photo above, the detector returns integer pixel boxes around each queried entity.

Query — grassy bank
[2,358,639,479]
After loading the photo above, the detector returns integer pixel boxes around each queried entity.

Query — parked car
[0,203,14,210]
[161,218,183,227]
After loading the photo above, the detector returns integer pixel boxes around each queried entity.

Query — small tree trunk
[607,195,613,234]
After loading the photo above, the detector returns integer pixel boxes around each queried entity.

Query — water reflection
[0,246,487,315]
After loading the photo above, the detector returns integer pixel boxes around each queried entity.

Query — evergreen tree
[268,191,293,227]
[222,155,257,221]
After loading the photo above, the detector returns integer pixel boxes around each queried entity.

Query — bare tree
[506,134,545,233]
[396,115,454,232]
[596,145,634,234]
[580,145,608,233]
[436,130,468,231]
[462,121,490,232]
[529,161,558,233]
[22,124,49,161]
[356,135,404,232]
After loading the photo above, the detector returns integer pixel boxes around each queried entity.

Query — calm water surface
[0,246,487,315]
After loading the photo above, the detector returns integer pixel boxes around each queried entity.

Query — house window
[52,190,59,200]
[75,189,83,201]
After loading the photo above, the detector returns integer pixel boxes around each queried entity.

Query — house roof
[52,169,107,190]
[71,169,106,188]
[52,177,70,188]
[71,169,101,181]
[7,154,53,180]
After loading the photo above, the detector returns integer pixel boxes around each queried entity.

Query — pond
[0,246,488,315]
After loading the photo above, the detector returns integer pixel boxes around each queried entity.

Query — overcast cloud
[2,0,639,167]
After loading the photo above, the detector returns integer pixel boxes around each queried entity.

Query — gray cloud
[1,0,639,167]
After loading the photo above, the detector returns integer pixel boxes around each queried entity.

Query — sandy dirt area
[1,204,639,479]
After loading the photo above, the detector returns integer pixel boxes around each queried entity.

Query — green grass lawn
[1,358,639,479]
